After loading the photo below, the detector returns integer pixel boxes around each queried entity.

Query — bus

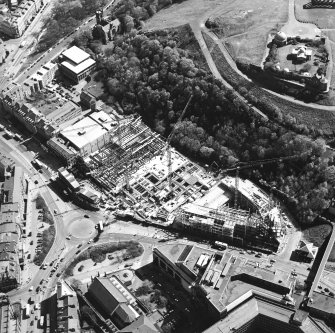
[25,304,30,318]
[213,241,228,250]
[31,159,42,170]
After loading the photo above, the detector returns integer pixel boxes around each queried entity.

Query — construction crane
[221,152,309,209]
[164,94,193,189]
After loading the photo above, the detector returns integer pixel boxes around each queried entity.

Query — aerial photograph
[1,0,335,332]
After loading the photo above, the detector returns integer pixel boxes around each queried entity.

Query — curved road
[190,0,335,112]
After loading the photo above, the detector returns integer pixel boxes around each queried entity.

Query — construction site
[78,96,290,251]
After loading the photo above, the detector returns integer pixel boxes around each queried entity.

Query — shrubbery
[63,241,143,277]
[33,225,56,265]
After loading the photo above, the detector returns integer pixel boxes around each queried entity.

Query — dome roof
[274,31,287,42]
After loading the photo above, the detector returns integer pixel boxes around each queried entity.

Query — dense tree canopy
[79,28,334,225]
[36,0,107,52]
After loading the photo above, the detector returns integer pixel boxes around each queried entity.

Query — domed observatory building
[273,31,287,46]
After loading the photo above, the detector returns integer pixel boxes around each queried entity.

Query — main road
[0,132,77,304]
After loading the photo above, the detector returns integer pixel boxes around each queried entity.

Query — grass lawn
[205,31,335,134]
[226,24,275,65]
[295,0,335,29]
[209,0,288,65]
[276,43,320,75]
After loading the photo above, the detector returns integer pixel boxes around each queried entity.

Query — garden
[63,241,143,277]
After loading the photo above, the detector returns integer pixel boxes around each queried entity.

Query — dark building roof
[88,277,128,316]
[119,315,159,333]
[113,303,137,326]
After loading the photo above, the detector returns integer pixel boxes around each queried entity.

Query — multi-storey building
[0,0,42,38]
[59,46,96,83]
[0,166,28,292]
[23,62,58,93]
[153,243,334,333]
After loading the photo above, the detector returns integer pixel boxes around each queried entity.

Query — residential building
[0,166,27,292]
[59,46,96,83]
[56,281,80,333]
[0,0,42,38]
[57,167,80,192]
[0,296,21,333]
[23,62,58,93]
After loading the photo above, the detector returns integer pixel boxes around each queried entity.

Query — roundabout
[67,218,96,239]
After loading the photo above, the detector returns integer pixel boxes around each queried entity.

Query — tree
[123,15,135,33]
[92,25,107,44]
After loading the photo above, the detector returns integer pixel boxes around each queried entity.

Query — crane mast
[166,94,193,189]
[223,152,309,208]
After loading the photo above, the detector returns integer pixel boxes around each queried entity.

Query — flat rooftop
[89,110,118,130]
[61,116,107,150]
[61,58,96,75]
[193,180,230,209]
[310,291,335,315]
[156,243,293,313]
[62,46,90,65]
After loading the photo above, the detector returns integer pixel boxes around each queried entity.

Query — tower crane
[164,94,193,189]
[220,152,309,209]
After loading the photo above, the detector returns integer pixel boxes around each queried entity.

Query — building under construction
[84,114,217,223]
[177,203,280,251]
[83,111,284,250]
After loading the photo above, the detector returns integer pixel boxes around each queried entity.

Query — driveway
[281,0,320,38]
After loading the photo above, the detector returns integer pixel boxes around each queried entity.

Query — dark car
[84,214,89,218]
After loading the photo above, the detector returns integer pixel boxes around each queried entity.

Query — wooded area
[75,27,335,225]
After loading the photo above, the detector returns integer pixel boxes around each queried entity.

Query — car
[255,253,262,258]
[34,180,38,184]
[30,240,33,245]
[84,214,89,218]
[56,272,61,277]
[270,259,276,263]
[29,286,34,291]
[77,244,82,248]
[239,251,245,254]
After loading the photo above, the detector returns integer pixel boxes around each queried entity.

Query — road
[14,0,116,85]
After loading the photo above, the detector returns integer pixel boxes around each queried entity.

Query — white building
[60,46,96,83]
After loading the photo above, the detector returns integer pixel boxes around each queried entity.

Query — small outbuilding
[274,31,287,46]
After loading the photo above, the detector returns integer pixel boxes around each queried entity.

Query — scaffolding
[178,203,279,250]
[89,118,165,189]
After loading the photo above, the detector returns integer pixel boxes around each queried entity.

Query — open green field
[209,0,288,65]
[295,0,335,29]
[226,24,276,65]
[204,31,335,134]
